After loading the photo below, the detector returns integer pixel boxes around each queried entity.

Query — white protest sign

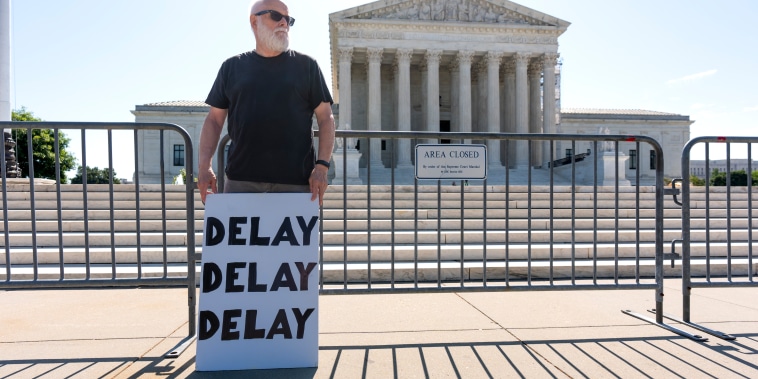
[415,144,487,180]
[196,193,320,371]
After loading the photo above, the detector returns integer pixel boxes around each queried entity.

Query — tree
[71,166,121,184]
[12,107,77,183]
[710,169,757,186]
[689,174,706,186]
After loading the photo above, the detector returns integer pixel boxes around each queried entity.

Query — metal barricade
[217,130,701,340]
[675,136,758,340]
[0,121,197,357]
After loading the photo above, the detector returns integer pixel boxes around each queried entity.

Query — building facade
[329,0,568,183]
[132,0,693,184]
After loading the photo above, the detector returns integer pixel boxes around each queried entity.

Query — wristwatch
[315,159,330,169]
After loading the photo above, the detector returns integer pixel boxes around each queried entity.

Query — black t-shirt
[205,50,333,185]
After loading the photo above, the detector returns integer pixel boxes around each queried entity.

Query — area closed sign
[415,144,487,180]
[196,193,319,371]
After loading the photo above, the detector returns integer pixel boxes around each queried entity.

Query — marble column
[367,47,384,168]
[420,60,427,140]
[514,53,530,168]
[542,53,559,167]
[449,60,460,142]
[338,47,353,132]
[528,59,543,167]
[457,50,474,144]
[396,48,413,168]
[475,61,487,135]
[486,51,503,167]
[504,59,516,168]
[333,47,362,184]
[425,49,442,144]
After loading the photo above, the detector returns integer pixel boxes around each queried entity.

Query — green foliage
[709,169,758,186]
[71,166,121,184]
[689,174,706,186]
[11,107,77,183]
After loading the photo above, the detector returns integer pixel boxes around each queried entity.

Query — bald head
[249,0,291,57]
[250,0,288,15]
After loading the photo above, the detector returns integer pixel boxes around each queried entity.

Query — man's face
[258,18,289,53]
[253,4,290,53]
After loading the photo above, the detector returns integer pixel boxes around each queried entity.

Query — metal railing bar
[414,178,419,288]
[319,283,660,295]
[705,143,711,281]
[571,139,576,285]
[505,144,510,286]
[483,177,488,286]
[54,129,64,280]
[391,143,396,288]
[653,138,665,324]
[749,144,754,282]
[2,132,10,281]
[549,140,555,285]
[133,130,143,279]
[459,178,464,288]
[635,141,641,283]
[180,127,197,338]
[342,138,347,290]
[25,128,38,281]
[108,130,116,279]
[367,139,372,289]
[593,142,599,284]
[437,180,441,288]
[81,130,91,280]
[613,142,620,284]
[726,143,732,281]
[527,142,533,286]
[159,130,168,278]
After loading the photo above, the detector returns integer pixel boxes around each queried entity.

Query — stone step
[0,209,197,221]
[0,258,754,283]
[0,206,685,221]
[5,226,757,248]
[1,204,752,222]
[2,241,756,265]
[2,196,749,211]
[5,216,756,233]
[0,191,191,201]
[0,200,201,211]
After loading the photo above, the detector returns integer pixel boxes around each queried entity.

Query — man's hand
[198,168,218,204]
[309,165,329,206]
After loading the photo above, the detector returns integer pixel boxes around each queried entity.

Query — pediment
[330,0,570,28]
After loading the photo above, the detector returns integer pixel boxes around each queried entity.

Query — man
[198,0,335,206]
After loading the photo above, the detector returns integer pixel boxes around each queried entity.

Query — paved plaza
[0,281,756,378]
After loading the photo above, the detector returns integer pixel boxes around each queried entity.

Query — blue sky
[7,0,758,179]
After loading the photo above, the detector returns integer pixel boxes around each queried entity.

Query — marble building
[329,0,568,183]
[132,0,692,184]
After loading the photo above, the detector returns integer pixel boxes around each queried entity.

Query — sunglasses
[255,10,295,27]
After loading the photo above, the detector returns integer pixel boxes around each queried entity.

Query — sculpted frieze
[337,27,558,45]
[348,0,551,26]
[338,29,404,40]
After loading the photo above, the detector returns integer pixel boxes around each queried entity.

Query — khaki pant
[224,177,310,194]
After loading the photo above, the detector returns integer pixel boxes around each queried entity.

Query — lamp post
[1,0,19,178]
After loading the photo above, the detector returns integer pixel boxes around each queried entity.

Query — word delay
[199,307,315,341]
[205,216,318,246]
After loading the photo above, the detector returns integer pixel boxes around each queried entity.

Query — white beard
[258,23,289,53]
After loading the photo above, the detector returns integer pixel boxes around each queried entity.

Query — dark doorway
[440,120,451,144]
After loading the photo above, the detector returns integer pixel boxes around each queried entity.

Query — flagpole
[1,0,18,178]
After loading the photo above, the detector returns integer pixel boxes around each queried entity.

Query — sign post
[196,193,320,371]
